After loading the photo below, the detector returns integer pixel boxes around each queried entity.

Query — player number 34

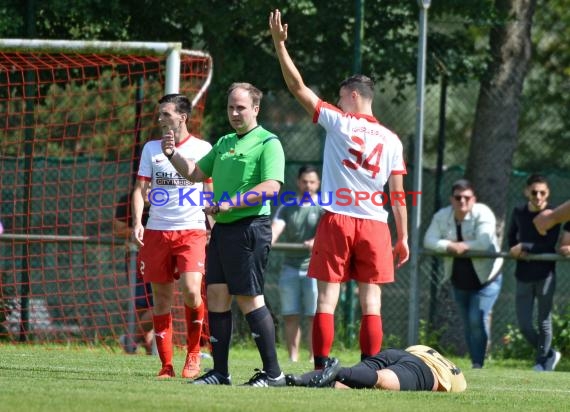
[342,136,383,179]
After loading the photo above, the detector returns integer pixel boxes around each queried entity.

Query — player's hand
[269,9,288,44]
[392,239,409,268]
[132,224,144,247]
[533,209,553,235]
[161,130,175,158]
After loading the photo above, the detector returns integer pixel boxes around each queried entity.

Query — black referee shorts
[206,215,272,296]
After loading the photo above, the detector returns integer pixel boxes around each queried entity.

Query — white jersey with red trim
[314,100,407,222]
[137,135,212,231]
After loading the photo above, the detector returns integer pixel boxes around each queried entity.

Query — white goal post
[0,38,212,105]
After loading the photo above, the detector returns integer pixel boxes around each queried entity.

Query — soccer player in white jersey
[270,10,409,369]
[132,94,213,379]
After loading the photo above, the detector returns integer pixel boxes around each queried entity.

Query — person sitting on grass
[285,345,466,392]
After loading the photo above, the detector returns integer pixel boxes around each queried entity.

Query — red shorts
[139,229,207,283]
[308,212,394,284]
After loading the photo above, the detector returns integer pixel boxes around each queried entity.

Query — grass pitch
[0,344,569,412]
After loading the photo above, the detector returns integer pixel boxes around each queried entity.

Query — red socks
[185,301,205,354]
[359,314,382,357]
[153,312,173,367]
[312,312,335,358]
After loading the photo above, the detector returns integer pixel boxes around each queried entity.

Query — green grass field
[1,344,569,412]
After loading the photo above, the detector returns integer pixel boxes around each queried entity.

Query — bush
[497,305,570,360]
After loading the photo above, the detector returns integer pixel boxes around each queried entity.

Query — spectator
[113,186,154,355]
[270,10,409,370]
[285,345,466,392]
[162,82,286,386]
[271,165,324,362]
[424,179,503,369]
[132,93,213,379]
[508,174,569,371]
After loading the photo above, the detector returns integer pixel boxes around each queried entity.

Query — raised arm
[161,130,207,182]
[269,9,319,116]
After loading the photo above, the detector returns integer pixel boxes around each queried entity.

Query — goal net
[0,40,212,350]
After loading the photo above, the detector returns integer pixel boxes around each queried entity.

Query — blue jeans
[452,274,502,366]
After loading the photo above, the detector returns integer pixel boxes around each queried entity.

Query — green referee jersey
[197,126,285,224]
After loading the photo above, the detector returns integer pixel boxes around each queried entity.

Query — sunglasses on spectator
[453,195,472,202]
[530,190,547,197]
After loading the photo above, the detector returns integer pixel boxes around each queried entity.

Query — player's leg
[192,223,233,384]
[308,213,353,369]
[174,229,208,378]
[302,272,317,362]
[312,281,341,368]
[139,229,176,377]
[352,218,394,359]
[357,283,382,359]
[151,281,175,377]
[233,217,284,386]
[135,306,154,354]
[134,280,154,354]
[180,271,204,378]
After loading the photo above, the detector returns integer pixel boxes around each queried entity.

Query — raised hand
[161,129,175,157]
[269,9,288,44]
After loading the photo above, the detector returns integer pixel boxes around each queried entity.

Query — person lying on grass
[285,345,466,392]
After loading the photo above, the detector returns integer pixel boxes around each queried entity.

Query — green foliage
[497,323,535,360]
[1,1,568,168]
[418,318,448,351]
[497,305,570,360]
[0,1,500,138]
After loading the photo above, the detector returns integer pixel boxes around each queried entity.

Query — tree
[465,0,537,232]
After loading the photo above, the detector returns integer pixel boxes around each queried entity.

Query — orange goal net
[0,40,212,351]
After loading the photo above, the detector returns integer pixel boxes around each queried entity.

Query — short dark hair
[526,174,548,186]
[158,94,192,115]
[339,74,375,100]
[451,179,474,195]
[297,164,320,180]
[227,82,263,106]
